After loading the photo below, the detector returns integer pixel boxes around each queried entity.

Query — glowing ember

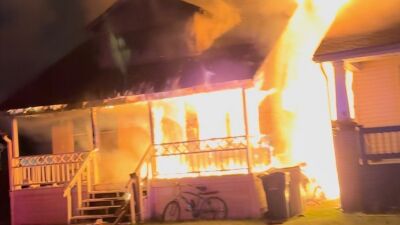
[255,0,349,199]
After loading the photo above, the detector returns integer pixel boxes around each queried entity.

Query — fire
[151,87,273,178]
[148,0,349,200]
[254,0,349,199]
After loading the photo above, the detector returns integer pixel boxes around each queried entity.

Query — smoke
[184,0,400,55]
[183,0,241,53]
[17,110,93,155]
[327,0,400,37]
[183,0,296,54]
[80,0,117,24]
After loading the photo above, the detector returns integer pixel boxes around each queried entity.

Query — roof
[314,25,400,61]
[2,1,400,112]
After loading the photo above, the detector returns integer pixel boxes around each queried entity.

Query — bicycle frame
[163,182,228,221]
[172,184,217,218]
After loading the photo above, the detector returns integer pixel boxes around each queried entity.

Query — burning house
[0,0,399,225]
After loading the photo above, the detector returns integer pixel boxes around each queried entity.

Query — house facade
[0,0,399,224]
[315,27,400,212]
[4,80,274,224]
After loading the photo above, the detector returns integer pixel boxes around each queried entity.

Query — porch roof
[314,25,400,62]
[3,79,253,117]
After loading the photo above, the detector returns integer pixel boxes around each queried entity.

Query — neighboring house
[0,0,399,224]
[315,26,400,212]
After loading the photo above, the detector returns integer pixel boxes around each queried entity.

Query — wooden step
[89,190,126,199]
[71,214,130,224]
[83,197,126,202]
[78,205,121,211]
[83,197,127,207]
[93,183,126,191]
[78,205,123,216]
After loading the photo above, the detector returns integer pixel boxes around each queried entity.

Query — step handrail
[124,145,154,224]
[63,148,98,224]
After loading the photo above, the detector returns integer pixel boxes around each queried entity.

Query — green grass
[144,200,400,225]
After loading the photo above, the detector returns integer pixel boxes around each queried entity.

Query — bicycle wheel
[199,196,228,220]
[162,200,181,222]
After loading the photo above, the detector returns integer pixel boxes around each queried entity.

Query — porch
[5,81,274,225]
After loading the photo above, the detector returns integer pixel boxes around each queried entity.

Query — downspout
[2,134,13,192]
[319,62,334,121]
[2,133,14,225]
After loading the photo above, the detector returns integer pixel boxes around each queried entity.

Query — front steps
[71,190,131,225]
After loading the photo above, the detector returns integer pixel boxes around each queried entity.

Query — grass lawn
[144,200,400,225]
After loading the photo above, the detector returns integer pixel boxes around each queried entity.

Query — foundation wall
[10,187,67,225]
[147,174,266,220]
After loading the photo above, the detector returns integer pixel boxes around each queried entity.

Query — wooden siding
[148,174,266,220]
[10,187,68,225]
[353,55,400,127]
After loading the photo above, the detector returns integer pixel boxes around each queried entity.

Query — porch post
[146,100,156,221]
[242,88,252,173]
[11,118,19,158]
[147,101,156,177]
[331,61,362,212]
[90,108,100,184]
[333,61,351,121]
[90,108,100,149]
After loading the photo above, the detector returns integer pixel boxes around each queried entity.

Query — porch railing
[63,149,98,224]
[11,151,91,189]
[153,135,271,177]
[359,125,400,164]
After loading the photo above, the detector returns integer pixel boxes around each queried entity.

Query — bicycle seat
[198,191,219,195]
[196,186,207,192]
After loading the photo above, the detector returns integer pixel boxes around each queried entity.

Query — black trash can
[261,172,289,221]
[260,166,303,222]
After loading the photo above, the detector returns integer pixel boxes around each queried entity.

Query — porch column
[11,118,19,158]
[332,61,362,212]
[90,108,100,149]
[333,61,351,121]
[90,108,100,184]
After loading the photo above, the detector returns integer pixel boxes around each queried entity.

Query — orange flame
[254,0,349,199]
[151,87,273,178]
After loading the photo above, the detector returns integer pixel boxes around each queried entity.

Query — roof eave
[313,43,400,62]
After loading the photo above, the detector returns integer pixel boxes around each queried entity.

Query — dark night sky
[0,0,116,103]
[0,0,399,105]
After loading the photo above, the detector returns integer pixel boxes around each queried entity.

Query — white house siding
[353,55,400,127]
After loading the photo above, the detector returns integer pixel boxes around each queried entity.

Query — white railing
[11,151,91,189]
[63,149,98,224]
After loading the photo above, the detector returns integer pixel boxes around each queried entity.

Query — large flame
[147,0,348,200]
[255,0,349,199]
[151,87,273,178]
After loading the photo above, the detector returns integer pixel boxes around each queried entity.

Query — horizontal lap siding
[149,174,266,220]
[353,56,400,127]
[10,187,68,225]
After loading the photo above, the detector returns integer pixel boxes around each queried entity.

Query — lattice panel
[15,151,90,167]
[154,136,248,156]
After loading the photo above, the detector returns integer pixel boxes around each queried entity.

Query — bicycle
[162,183,228,222]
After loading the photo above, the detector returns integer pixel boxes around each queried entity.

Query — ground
[143,200,400,225]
